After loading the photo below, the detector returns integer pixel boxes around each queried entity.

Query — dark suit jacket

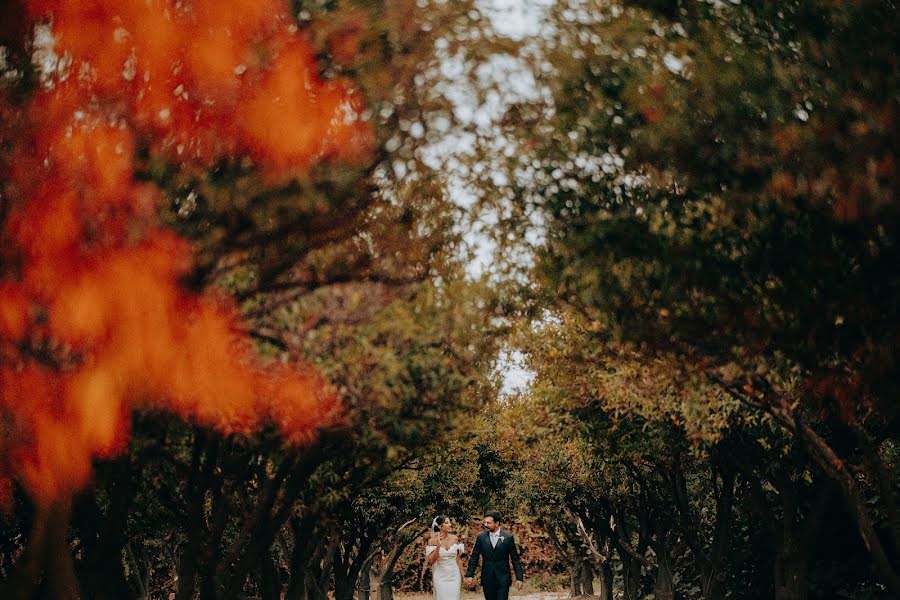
[464,530,524,587]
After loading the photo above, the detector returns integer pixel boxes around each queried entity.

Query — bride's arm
[426,536,441,565]
[456,546,465,577]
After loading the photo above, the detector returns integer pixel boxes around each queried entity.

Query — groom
[464,512,524,600]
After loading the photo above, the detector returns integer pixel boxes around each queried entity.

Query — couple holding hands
[426,512,524,600]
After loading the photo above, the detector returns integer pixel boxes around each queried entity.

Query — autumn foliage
[0,0,373,506]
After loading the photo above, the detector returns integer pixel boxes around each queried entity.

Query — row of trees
[483,1,898,599]
[0,0,520,598]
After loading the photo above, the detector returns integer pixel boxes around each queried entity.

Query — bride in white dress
[425,516,465,600]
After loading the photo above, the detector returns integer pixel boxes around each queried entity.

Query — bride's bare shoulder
[448,534,459,542]
[427,536,440,545]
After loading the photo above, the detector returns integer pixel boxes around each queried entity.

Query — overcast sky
[476,0,553,396]
[480,0,554,39]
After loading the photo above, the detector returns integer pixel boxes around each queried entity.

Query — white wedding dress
[426,543,464,600]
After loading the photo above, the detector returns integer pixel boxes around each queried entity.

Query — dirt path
[508,593,568,600]
[396,591,569,600]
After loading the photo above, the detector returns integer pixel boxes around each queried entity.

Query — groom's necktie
[490,533,498,548]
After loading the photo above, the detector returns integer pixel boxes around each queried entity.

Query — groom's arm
[508,536,524,582]
[465,536,481,579]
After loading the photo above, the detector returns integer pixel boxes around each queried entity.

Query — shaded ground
[397,591,569,600]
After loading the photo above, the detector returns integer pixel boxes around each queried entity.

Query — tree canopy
[1,1,897,600]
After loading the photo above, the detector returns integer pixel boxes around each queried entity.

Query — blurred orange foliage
[0,0,372,505]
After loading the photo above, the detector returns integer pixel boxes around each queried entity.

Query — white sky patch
[422,1,551,393]
[662,53,681,75]
[479,0,556,40]
[419,1,548,285]
[32,24,60,86]
[496,348,535,397]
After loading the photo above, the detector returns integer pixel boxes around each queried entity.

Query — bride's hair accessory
[432,515,449,533]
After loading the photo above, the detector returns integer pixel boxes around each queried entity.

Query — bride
[426,515,465,600]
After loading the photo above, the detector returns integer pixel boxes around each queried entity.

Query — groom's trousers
[482,579,510,600]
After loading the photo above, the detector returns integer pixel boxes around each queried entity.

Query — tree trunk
[72,454,140,600]
[198,569,221,600]
[296,541,336,600]
[700,569,725,600]
[598,560,613,600]
[334,577,356,600]
[285,518,317,600]
[770,479,831,600]
[38,501,79,600]
[333,566,352,600]
[799,419,900,596]
[544,518,584,599]
[376,552,399,600]
[358,564,373,600]
[305,568,330,600]
[369,569,382,600]
[124,542,150,600]
[0,500,80,600]
[260,548,280,600]
[333,535,372,600]
[349,544,371,596]
[621,553,641,600]
[378,574,395,600]
[773,543,808,600]
[699,468,735,600]
[335,574,358,600]
[285,562,306,600]
[671,457,734,600]
[176,533,200,600]
[568,565,582,597]
[176,433,208,600]
[651,537,675,600]
[723,380,900,596]
[199,467,231,600]
[72,492,133,600]
[579,561,594,596]
[372,527,426,600]
[222,445,328,600]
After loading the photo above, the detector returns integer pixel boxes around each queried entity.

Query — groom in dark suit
[464,512,524,600]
